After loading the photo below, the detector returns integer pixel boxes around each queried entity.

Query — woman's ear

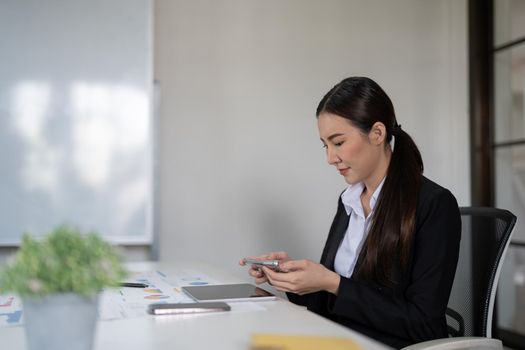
[368,122,387,146]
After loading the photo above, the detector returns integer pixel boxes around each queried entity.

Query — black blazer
[287,176,461,349]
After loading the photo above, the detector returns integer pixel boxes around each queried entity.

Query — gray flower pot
[23,293,99,350]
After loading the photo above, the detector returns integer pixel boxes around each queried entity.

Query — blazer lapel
[322,207,350,270]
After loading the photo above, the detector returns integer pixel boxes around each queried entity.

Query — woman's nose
[326,147,340,165]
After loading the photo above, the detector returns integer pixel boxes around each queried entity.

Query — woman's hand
[239,251,290,285]
[262,259,341,295]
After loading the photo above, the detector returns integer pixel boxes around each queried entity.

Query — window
[493,0,525,346]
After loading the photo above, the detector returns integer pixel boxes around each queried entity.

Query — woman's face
[317,112,385,185]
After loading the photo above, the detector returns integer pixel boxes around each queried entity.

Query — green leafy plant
[0,225,127,298]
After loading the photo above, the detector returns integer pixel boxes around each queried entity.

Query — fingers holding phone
[240,252,290,285]
[241,255,289,272]
[238,258,266,283]
[243,258,281,270]
[238,251,289,265]
[264,251,290,261]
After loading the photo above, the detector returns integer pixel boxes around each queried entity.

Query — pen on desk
[119,282,149,288]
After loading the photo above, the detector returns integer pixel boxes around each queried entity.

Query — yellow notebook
[251,333,361,350]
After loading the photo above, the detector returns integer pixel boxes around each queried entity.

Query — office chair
[403,207,517,350]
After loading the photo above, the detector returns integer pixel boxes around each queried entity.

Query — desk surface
[1,261,390,350]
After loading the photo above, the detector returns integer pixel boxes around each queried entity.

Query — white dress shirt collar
[341,177,386,218]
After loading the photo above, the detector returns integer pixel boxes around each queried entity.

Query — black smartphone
[147,302,231,315]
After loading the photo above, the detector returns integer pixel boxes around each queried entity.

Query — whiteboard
[0,0,154,244]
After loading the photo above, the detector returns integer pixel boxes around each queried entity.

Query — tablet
[182,283,276,302]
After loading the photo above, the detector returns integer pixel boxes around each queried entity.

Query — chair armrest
[401,337,502,350]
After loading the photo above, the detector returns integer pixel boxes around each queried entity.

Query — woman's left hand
[261,259,340,295]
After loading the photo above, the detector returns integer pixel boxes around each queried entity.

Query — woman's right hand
[239,251,290,285]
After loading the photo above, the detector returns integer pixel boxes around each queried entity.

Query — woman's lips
[338,168,349,176]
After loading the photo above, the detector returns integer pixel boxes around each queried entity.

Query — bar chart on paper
[99,268,220,320]
[0,296,23,327]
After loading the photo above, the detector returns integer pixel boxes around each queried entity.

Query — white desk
[1,262,390,350]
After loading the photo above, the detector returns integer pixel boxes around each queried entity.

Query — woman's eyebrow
[321,133,344,142]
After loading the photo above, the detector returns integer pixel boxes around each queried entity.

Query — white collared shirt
[334,178,385,278]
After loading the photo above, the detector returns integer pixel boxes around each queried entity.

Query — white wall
[154,0,469,278]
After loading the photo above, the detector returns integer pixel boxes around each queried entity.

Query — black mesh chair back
[446,207,516,338]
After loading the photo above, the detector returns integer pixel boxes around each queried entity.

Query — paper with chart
[99,268,220,320]
[0,295,23,327]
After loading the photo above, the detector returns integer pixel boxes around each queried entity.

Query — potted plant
[0,225,126,350]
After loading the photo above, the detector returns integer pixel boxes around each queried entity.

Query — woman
[240,77,461,348]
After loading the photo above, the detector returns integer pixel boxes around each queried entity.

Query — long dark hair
[316,77,423,285]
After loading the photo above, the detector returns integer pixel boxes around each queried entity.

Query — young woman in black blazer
[240,77,461,349]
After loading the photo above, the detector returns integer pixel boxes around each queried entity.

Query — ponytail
[358,125,423,285]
